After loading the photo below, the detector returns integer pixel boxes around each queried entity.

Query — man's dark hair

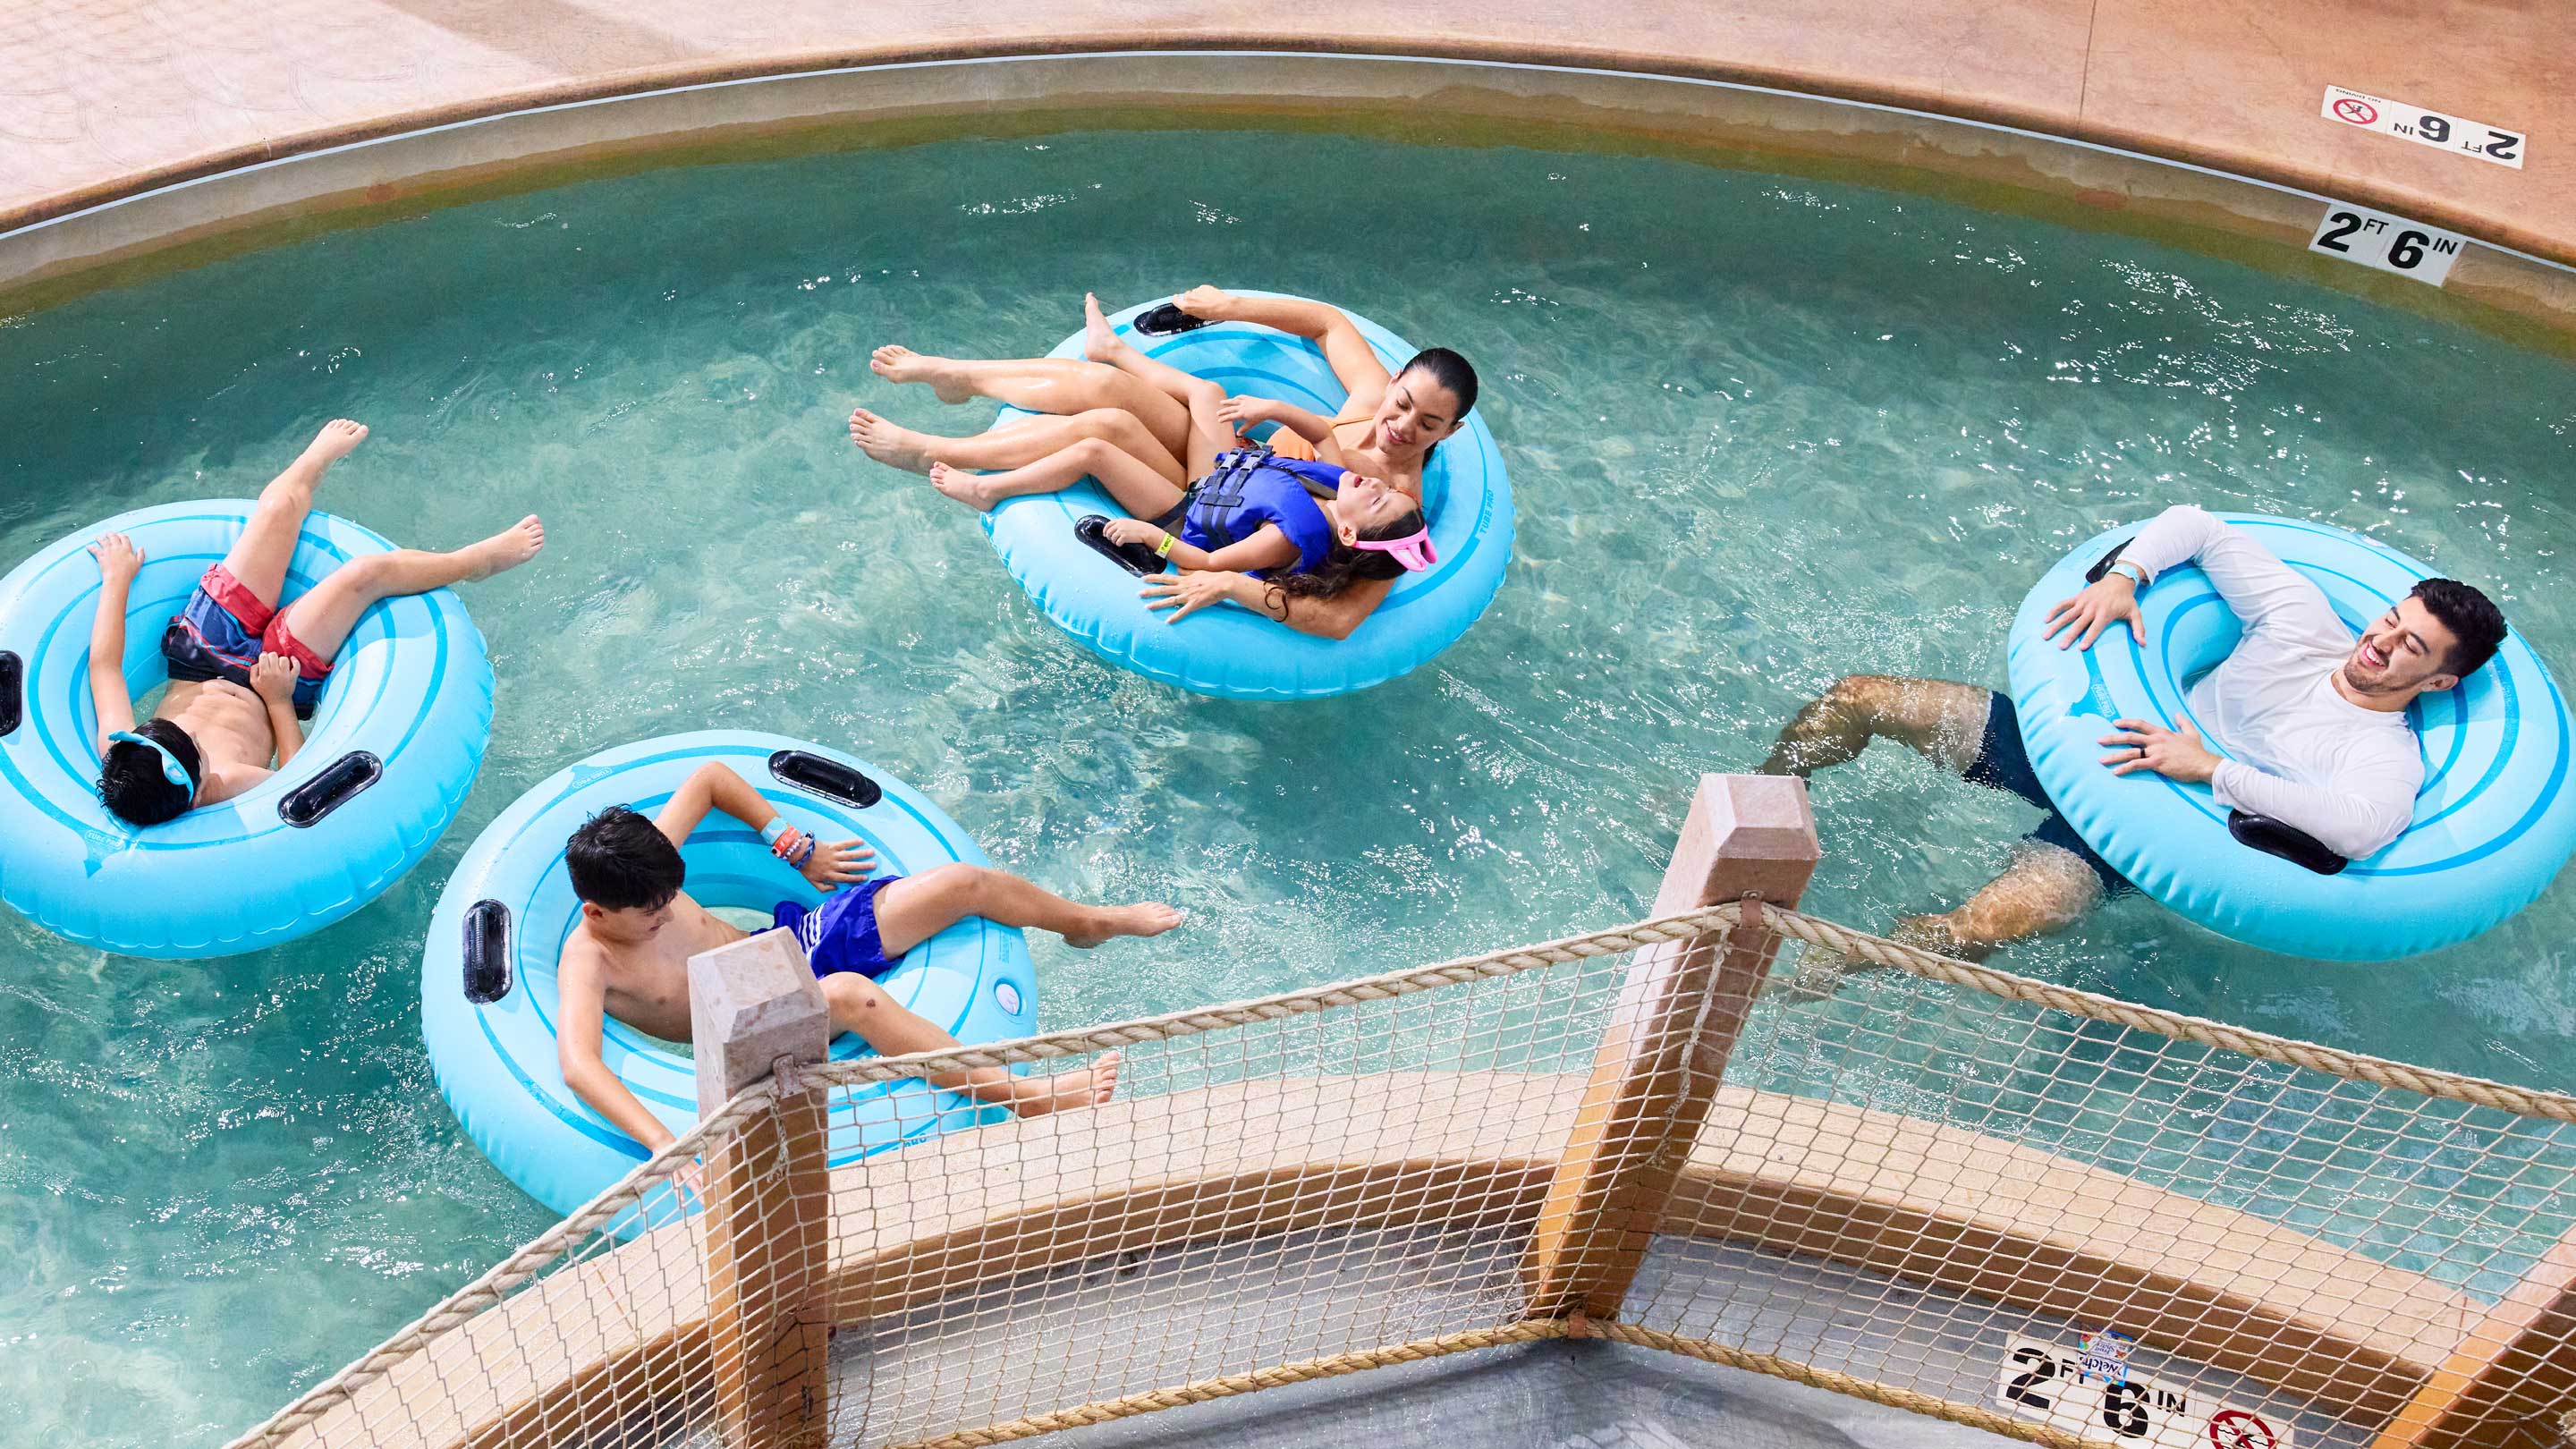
[565,805,686,911]
[98,718,200,826]
[2411,578,2507,680]
[1397,347,1479,419]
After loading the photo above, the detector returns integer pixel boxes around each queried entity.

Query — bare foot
[1753,750,1811,780]
[927,462,1000,511]
[1890,912,1967,962]
[1081,292,1129,366]
[1011,1051,1122,1117]
[304,418,369,466]
[1764,945,1856,1003]
[456,515,546,580]
[849,407,938,474]
[869,344,972,404]
[1063,903,1187,950]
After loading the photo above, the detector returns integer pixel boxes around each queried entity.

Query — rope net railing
[225,899,2576,1449]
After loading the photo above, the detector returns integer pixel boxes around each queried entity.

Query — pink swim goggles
[1351,529,1438,572]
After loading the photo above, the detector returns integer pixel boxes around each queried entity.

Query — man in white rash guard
[1758,504,2508,962]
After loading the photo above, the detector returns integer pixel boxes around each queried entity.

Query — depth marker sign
[2323,86,2525,169]
[2307,203,2468,286]
[1996,1336,2295,1448]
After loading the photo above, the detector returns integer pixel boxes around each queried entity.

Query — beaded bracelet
[760,818,816,868]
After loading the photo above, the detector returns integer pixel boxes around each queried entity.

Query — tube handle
[279,750,382,826]
[767,750,881,809]
[2227,810,2350,876]
[462,899,512,1004]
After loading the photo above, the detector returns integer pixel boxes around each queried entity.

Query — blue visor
[107,730,192,791]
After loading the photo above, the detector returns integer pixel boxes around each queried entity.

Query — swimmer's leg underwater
[1758,674,2106,969]
[1759,674,1989,778]
[1890,846,2104,962]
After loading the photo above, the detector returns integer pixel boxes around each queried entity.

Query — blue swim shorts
[772,875,905,980]
[1963,695,2136,898]
[158,563,329,716]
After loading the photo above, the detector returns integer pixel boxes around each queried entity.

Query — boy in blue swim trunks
[88,419,546,824]
[552,761,1183,1161]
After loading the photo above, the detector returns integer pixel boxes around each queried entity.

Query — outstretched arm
[1276,575,1394,640]
[2118,505,2348,651]
[1217,394,1335,446]
[555,947,678,1152]
[1100,518,1297,575]
[1177,285,1393,405]
[2043,504,2348,655]
[654,762,876,889]
[1140,572,1393,641]
[86,535,141,747]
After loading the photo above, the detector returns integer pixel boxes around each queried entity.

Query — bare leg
[1779,842,2104,999]
[1893,843,2106,962]
[218,419,369,609]
[927,436,1191,518]
[871,862,1183,953]
[818,973,1123,1116]
[815,860,1185,1117]
[1757,674,2060,996]
[870,344,1192,458]
[270,516,545,663]
[1082,293,1236,478]
[850,405,1185,487]
[1758,675,1993,778]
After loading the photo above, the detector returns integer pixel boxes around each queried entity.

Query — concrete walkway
[0,2,2568,263]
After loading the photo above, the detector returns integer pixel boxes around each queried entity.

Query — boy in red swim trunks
[87,419,547,824]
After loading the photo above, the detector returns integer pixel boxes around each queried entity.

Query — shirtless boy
[90,419,545,825]
[555,761,1184,1156]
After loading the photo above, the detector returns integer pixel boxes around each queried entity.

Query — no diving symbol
[2333,97,2378,125]
[2207,1410,2280,1449]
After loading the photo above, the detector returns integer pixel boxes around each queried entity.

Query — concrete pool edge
[3,49,2574,353]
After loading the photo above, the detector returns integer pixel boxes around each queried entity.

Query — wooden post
[2368,1224,2576,1449]
[691,928,833,1449]
[1522,773,1818,1323]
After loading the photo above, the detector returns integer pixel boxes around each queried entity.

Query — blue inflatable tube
[420,732,1038,1220]
[0,501,492,958]
[2006,513,2576,960]
[980,293,1513,699]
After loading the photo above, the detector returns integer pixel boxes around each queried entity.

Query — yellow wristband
[1156,532,1176,558]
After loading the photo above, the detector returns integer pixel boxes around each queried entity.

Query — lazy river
[2,126,2572,1445]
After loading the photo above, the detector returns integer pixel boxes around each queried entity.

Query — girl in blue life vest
[913,342,1438,624]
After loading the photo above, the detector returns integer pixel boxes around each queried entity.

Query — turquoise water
[4,127,2575,1444]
